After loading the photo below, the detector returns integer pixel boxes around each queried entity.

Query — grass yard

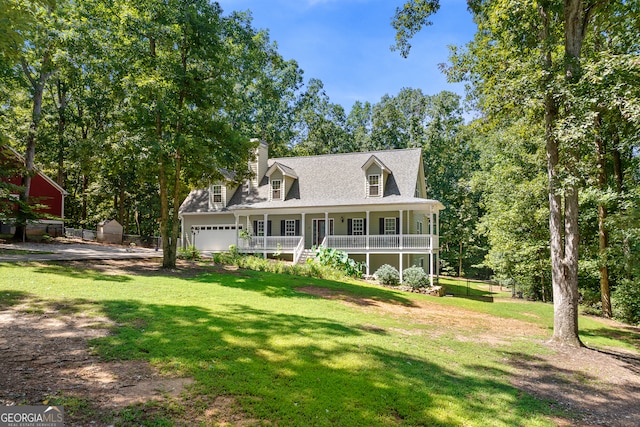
[0,260,638,426]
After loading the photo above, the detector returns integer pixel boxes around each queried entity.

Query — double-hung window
[211,185,222,203]
[368,174,380,197]
[417,221,424,235]
[271,179,282,200]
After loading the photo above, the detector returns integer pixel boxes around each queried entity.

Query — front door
[312,219,334,246]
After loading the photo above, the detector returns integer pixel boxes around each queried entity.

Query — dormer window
[266,162,297,202]
[209,184,226,208]
[271,179,282,201]
[368,174,380,197]
[212,185,222,203]
[362,155,389,198]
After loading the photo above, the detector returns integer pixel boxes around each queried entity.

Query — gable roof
[361,154,390,173]
[266,161,298,179]
[1,145,68,196]
[180,148,441,213]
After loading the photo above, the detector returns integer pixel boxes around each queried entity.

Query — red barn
[1,145,67,236]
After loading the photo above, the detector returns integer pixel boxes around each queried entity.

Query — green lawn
[0,262,637,426]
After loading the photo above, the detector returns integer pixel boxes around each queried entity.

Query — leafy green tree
[101,0,262,268]
[472,120,550,298]
[224,19,304,157]
[346,101,373,151]
[395,0,639,334]
[9,0,68,239]
[391,0,640,345]
[291,78,351,155]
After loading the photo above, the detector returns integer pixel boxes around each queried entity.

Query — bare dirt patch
[0,307,194,425]
[297,285,640,427]
[509,343,640,427]
[296,285,544,342]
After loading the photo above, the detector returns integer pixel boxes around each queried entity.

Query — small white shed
[97,219,123,244]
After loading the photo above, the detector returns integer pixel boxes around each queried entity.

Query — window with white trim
[352,218,365,235]
[384,217,396,235]
[271,179,282,200]
[255,220,265,236]
[284,219,296,236]
[417,221,423,235]
[367,174,380,197]
[211,185,222,203]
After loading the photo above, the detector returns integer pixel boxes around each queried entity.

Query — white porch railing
[292,236,306,264]
[238,236,302,251]
[325,234,432,250]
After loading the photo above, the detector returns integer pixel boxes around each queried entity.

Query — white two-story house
[179,142,444,283]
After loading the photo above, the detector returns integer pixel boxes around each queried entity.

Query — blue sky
[216,0,477,113]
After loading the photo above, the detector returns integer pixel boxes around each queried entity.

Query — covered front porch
[234,204,440,282]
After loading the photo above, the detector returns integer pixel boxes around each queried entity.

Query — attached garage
[190,224,242,252]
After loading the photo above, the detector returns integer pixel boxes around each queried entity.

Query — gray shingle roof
[180,148,438,214]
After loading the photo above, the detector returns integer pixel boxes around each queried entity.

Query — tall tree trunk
[170,150,182,263]
[542,2,584,346]
[458,240,463,277]
[56,79,67,187]
[159,155,175,268]
[611,132,623,194]
[148,34,176,269]
[15,52,53,241]
[595,114,611,317]
[118,180,125,227]
[81,174,88,225]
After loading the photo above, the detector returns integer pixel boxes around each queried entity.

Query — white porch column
[324,211,329,245]
[366,210,370,249]
[263,213,268,258]
[366,253,370,276]
[399,253,403,283]
[301,212,306,247]
[429,207,435,287]
[234,215,239,248]
[399,209,403,250]
[436,209,440,282]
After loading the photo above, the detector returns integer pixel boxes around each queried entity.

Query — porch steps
[296,249,316,265]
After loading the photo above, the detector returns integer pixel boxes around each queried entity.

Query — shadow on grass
[580,327,640,374]
[0,290,104,316]
[442,282,495,302]
[26,263,133,283]
[0,290,32,308]
[84,298,555,426]
[190,269,418,307]
[504,350,640,424]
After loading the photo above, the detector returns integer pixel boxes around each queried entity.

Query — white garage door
[191,224,241,252]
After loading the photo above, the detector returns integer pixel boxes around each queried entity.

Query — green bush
[612,279,640,325]
[403,266,429,289]
[177,245,200,261]
[375,264,400,286]
[313,245,365,278]
[211,251,349,281]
